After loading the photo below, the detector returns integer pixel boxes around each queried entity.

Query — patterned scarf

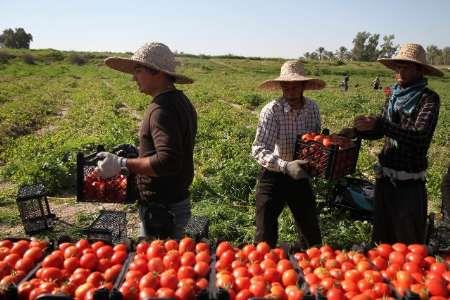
[387,78,427,122]
[386,78,427,147]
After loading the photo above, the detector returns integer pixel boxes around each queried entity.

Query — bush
[22,54,36,64]
[68,53,88,65]
[44,50,65,62]
[0,51,15,64]
[242,93,264,109]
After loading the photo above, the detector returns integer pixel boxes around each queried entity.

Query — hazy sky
[2,0,450,58]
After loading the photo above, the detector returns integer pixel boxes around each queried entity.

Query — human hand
[338,127,357,138]
[95,152,127,179]
[354,115,377,132]
[285,160,310,180]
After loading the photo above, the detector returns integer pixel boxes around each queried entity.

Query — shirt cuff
[279,159,288,174]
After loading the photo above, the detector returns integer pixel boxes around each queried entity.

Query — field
[0,48,448,248]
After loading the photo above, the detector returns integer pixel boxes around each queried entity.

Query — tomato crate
[295,136,361,180]
[16,183,57,234]
[83,210,128,244]
[76,144,138,203]
[185,215,209,241]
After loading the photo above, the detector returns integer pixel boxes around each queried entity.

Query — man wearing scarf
[342,43,443,244]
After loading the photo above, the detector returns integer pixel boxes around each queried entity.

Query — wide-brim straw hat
[259,60,326,90]
[378,43,443,77]
[104,42,193,84]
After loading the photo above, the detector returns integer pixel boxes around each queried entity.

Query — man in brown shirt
[98,42,197,238]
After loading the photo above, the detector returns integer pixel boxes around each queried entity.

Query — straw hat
[104,42,193,84]
[378,43,443,77]
[259,60,326,90]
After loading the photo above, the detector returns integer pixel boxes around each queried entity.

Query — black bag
[140,202,175,238]
[328,177,374,221]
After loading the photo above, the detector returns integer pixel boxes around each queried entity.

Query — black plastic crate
[84,210,127,244]
[185,215,209,241]
[295,135,361,180]
[16,183,56,234]
[76,144,138,203]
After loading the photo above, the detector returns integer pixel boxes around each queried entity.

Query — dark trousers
[254,168,322,248]
[373,177,427,244]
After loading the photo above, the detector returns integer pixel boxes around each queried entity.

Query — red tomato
[80,253,98,270]
[195,242,209,253]
[285,285,304,300]
[282,269,298,287]
[216,241,233,257]
[75,239,90,251]
[376,244,393,258]
[23,246,44,262]
[177,266,196,280]
[136,241,149,254]
[42,253,64,268]
[195,251,211,263]
[0,239,13,248]
[139,273,160,290]
[426,278,448,297]
[139,287,156,300]
[160,269,178,290]
[15,257,34,272]
[256,242,271,255]
[430,262,447,276]
[175,285,196,300]
[10,240,30,256]
[179,237,195,254]
[163,250,181,270]
[326,287,345,300]
[408,244,428,257]
[96,245,114,259]
[111,250,127,265]
[194,261,210,278]
[3,253,21,267]
[40,267,63,281]
[147,243,166,259]
[156,287,175,298]
[104,264,123,283]
[164,239,179,251]
[249,280,267,297]
[147,257,164,274]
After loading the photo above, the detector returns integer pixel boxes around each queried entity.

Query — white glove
[285,160,309,180]
[95,152,127,179]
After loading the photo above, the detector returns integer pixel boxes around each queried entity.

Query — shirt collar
[280,97,309,113]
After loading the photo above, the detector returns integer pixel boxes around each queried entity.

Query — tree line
[1,28,450,65]
[303,31,450,65]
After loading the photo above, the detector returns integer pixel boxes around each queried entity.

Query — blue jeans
[139,198,191,239]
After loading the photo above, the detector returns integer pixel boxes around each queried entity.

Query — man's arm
[378,93,440,147]
[251,105,288,173]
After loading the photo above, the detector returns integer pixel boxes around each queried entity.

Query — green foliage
[68,53,89,65]
[0,28,33,49]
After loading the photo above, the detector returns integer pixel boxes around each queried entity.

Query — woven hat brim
[104,57,194,84]
[259,76,326,90]
[378,57,443,77]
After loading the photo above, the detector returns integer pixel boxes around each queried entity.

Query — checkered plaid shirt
[358,87,440,173]
[251,97,321,173]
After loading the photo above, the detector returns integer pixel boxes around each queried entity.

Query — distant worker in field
[96,42,197,239]
[251,60,324,248]
[340,73,350,91]
[372,75,381,90]
[340,43,443,244]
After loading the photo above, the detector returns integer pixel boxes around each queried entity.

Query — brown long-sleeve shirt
[137,89,197,204]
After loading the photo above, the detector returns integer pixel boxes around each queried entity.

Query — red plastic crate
[295,136,361,180]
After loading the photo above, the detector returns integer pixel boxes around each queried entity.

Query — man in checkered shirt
[251,60,324,248]
[342,43,443,244]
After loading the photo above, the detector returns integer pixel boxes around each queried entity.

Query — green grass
[0,48,448,248]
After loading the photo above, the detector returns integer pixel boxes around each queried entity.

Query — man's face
[392,62,423,87]
[280,82,304,100]
[133,66,160,95]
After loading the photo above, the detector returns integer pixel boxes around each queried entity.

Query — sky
[1,0,450,58]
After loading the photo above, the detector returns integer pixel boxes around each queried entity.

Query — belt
[374,164,426,181]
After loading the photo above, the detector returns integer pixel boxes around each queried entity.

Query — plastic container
[185,215,209,241]
[16,183,56,234]
[76,145,138,203]
[295,136,361,180]
[83,210,127,244]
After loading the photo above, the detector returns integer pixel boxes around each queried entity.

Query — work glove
[95,152,127,179]
[285,160,310,180]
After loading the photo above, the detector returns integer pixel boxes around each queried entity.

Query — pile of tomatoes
[17,239,129,300]
[118,237,211,300]
[83,171,127,203]
[294,243,449,300]
[214,241,303,300]
[0,239,48,288]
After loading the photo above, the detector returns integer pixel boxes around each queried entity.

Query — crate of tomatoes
[76,144,138,203]
[295,132,361,180]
